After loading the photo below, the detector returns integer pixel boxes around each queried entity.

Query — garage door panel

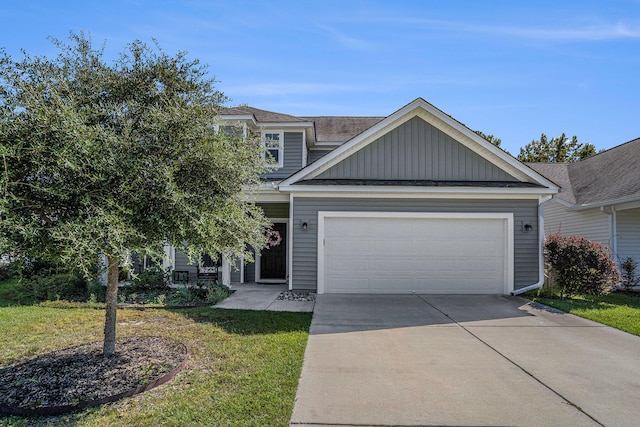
[325,218,370,237]
[372,240,414,255]
[327,239,371,254]
[322,215,510,294]
[327,257,370,273]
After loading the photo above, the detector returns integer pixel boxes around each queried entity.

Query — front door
[260,222,287,279]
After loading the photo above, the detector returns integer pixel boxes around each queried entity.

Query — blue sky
[2,0,639,154]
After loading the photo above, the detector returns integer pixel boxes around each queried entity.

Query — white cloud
[222,82,372,97]
[380,17,640,42]
[316,25,378,51]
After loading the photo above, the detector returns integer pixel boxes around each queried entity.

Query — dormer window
[263,131,284,168]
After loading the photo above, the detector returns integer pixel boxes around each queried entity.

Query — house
[165,98,559,295]
[528,138,640,264]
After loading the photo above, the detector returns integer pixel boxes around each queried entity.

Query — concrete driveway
[290,294,640,427]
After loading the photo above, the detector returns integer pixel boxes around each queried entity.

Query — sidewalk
[213,283,315,312]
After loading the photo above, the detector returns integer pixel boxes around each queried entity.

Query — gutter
[569,194,640,211]
[512,196,555,296]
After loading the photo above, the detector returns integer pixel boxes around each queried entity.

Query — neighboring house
[528,138,640,264]
[162,98,559,295]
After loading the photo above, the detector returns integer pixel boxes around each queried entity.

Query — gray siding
[317,117,516,181]
[259,202,289,218]
[265,131,303,180]
[308,148,334,164]
[291,198,539,292]
[230,259,241,283]
[617,208,640,262]
[542,201,611,247]
[229,250,258,284]
[174,249,199,283]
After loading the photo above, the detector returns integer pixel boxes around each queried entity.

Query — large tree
[474,130,503,148]
[517,133,596,163]
[0,34,271,355]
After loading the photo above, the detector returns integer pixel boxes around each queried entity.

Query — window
[263,131,284,167]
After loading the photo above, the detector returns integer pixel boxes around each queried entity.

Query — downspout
[611,207,617,261]
[512,196,554,295]
[597,206,617,261]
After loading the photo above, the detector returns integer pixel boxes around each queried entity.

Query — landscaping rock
[277,291,316,302]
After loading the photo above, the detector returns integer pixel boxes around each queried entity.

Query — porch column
[221,256,231,286]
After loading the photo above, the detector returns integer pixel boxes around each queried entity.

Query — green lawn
[527,291,640,336]
[0,305,312,427]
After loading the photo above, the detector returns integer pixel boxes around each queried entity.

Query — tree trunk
[103,255,119,356]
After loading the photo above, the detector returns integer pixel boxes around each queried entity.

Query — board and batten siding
[291,198,539,292]
[617,208,640,262]
[316,117,516,181]
[264,131,303,180]
[543,201,611,247]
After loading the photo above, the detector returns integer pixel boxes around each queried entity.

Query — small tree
[545,233,619,298]
[0,33,271,355]
[620,257,639,293]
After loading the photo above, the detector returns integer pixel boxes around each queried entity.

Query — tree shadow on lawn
[169,307,312,335]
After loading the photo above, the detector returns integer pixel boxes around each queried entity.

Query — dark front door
[261,223,287,279]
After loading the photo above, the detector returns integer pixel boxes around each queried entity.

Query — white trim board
[316,211,514,295]
[283,189,550,199]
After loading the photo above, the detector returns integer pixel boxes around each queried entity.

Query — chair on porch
[197,253,221,283]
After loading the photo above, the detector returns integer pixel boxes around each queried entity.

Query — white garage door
[319,213,513,294]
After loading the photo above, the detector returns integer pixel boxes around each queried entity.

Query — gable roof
[530,137,640,208]
[279,98,559,192]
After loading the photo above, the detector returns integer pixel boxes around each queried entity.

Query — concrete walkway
[212,283,315,312]
[291,294,640,426]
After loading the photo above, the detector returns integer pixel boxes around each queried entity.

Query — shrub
[87,280,106,302]
[28,273,88,302]
[545,233,620,298]
[128,266,171,293]
[0,260,19,281]
[620,257,639,293]
[173,286,193,304]
[207,283,231,304]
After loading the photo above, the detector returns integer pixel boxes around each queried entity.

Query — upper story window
[263,131,284,168]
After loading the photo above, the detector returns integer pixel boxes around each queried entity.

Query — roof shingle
[529,137,640,207]
[302,116,384,143]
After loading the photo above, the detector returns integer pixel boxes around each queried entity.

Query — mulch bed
[0,336,186,416]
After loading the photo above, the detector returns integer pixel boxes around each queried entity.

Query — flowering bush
[545,232,619,297]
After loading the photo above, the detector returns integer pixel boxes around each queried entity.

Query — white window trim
[316,211,514,295]
[262,130,284,168]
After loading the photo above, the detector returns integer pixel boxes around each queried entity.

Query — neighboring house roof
[528,137,640,208]
[526,163,576,204]
[301,116,384,143]
[219,106,308,123]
